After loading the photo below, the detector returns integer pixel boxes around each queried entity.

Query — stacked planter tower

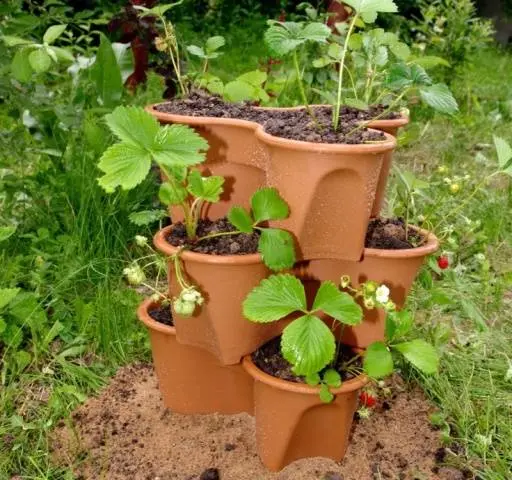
[136,103,439,471]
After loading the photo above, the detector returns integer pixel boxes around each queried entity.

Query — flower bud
[364,281,377,295]
[135,235,148,247]
[150,293,161,302]
[450,183,460,194]
[384,300,396,312]
[340,275,351,288]
[173,298,196,317]
[123,265,146,286]
[155,37,167,52]
[364,297,376,309]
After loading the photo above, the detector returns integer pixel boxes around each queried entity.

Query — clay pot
[137,298,253,414]
[153,226,284,365]
[147,105,267,221]
[256,127,396,261]
[304,228,439,348]
[368,114,409,217]
[243,355,368,471]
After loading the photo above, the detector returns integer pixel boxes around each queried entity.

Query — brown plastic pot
[367,114,409,217]
[147,105,267,221]
[153,226,284,365]
[256,127,396,261]
[243,355,368,471]
[305,227,439,348]
[137,298,253,414]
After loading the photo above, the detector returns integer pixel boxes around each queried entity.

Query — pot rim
[137,298,176,335]
[153,225,265,265]
[148,103,397,152]
[242,355,368,395]
[364,226,439,259]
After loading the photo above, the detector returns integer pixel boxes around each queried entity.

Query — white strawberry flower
[375,285,390,305]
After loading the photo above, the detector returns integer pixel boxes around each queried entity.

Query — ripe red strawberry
[437,256,449,270]
[359,391,377,408]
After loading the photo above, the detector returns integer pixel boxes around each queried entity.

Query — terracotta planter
[147,105,267,221]
[367,115,409,217]
[153,226,284,365]
[304,228,439,348]
[243,355,368,471]
[256,127,396,261]
[137,298,253,414]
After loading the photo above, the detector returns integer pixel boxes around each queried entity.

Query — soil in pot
[252,337,362,384]
[365,218,426,250]
[155,92,390,144]
[167,217,259,255]
[51,364,459,480]
[148,304,173,326]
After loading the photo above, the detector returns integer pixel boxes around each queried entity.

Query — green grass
[0,12,511,480]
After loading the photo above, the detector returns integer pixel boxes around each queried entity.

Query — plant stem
[333,13,358,131]
[292,50,316,121]
[344,90,407,139]
[172,253,190,290]
[196,230,242,243]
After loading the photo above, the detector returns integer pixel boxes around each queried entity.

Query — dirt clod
[200,468,220,480]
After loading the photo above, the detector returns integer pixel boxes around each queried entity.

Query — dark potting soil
[154,92,389,144]
[167,217,260,255]
[365,218,426,250]
[148,305,173,327]
[252,337,361,384]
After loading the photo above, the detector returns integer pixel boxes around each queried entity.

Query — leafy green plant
[264,19,331,116]
[243,273,439,401]
[99,106,296,316]
[2,24,74,82]
[187,35,226,74]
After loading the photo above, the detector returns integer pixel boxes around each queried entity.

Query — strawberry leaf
[186,170,224,202]
[312,281,362,325]
[363,341,394,378]
[251,187,289,223]
[98,143,151,192]
[394,340,439,375]
[153,124,208,167]
[258,228,296,271]
[159,182,188,206]
[243,274,306,323]
[420,84,459,115]
[281,314,336,376]
[227,207,254,234]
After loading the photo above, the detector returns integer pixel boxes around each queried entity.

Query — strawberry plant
[243,273,439,401]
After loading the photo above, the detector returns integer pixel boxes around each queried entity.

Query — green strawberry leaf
[187,45,206,58]
[223,80,256,102]
[11,48,33,82]
[305,372,321,386]
[264,21,330,57]
[205,35,226,53]
[97,143,151,192]
[281,314,336,376]
[420,84,459,115]
[128,210,167,226]
[394,340,439,375]
[2,36,33,47]
[237,70,267,87]
[312,281,362,325]
[343,0,398,16]
[186,170,224,202]
[105,106,160,150]
[227,207,254,234]
[159,182,188,206]
[323,368,342,388]
[251,187,289,223]
[319,383,334,403]
[243,274,306,323]
[258,228,296,271]
[363,341,394,378]
[153,124,208,167]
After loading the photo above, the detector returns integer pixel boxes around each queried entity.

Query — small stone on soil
[199,468,220,480]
